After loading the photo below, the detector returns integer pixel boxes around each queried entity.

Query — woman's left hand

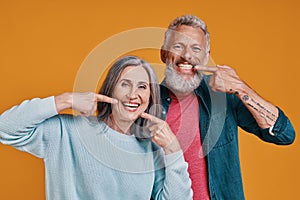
[141,113,181,154]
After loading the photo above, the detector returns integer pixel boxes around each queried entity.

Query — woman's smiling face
[111,66,150,124]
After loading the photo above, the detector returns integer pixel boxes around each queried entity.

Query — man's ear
[160,47,167,63]
[203,51,210,65]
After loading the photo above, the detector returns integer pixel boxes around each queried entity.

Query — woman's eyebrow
[121,79,149,85]
[120,79,132,83]
[137,81,149,85]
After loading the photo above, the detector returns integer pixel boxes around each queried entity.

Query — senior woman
[0,56,192,200]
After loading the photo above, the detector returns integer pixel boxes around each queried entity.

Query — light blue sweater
[0,97,193,200]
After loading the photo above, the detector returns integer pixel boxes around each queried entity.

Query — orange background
[0,0,299,199]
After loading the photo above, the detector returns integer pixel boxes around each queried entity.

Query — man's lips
[177,63,194,70]
[176,62,197,74]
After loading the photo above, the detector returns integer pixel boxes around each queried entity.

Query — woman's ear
[160,47,167,63]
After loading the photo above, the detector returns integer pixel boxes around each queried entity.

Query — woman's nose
[127,87,138,99]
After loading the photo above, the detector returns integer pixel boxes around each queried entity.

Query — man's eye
[193,47,202,52]
[173,44,183,50]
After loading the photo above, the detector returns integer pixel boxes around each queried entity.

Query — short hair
[163,14,210,54]
[97,56,161,137]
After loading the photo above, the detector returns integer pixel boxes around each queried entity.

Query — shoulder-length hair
[97,56,161,138]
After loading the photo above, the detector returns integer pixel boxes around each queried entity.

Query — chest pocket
[201,111,237,155]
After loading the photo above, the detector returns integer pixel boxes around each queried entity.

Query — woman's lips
[122,102,140,112]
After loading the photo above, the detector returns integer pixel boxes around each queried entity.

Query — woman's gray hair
[97,56,161,138]
[163,15,210,54]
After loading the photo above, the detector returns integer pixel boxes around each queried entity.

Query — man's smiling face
[162,25,208,95]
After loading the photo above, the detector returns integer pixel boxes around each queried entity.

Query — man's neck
[170,90,195,100]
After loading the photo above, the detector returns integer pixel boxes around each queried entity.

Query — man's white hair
[163,14,210,55]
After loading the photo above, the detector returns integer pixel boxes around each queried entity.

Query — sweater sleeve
[0,96,59,158]
[151,149,193,200]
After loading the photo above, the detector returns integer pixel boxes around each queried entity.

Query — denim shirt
[160,76,295,200]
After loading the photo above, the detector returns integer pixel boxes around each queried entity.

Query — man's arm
[197,64,294,144]
[234,83,278,129]
[197,65,283,130]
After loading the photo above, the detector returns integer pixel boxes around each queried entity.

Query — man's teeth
[123,103,139,108]
[178,64,193,69]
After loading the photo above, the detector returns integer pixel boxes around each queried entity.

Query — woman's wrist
[54,92,73,112]
[163,139,181,155]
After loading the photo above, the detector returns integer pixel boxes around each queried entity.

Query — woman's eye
[138,84,147,89]
[121,82,130,87]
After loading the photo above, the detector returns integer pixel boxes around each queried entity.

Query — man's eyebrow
[172,42,184,45]
[191,44,204,49]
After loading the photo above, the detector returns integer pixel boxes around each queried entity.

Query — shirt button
[162,111,166,115]
[167,98,171,101]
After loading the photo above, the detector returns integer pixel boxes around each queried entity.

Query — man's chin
[180,74,196,81]
[164,65,202,95]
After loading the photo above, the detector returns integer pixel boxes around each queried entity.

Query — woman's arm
[140,113,192,199]
[0,92,118,157]
[151,149,193,200]
[0,96,59,157]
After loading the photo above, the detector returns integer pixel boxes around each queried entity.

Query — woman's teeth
[178,64,193,69]
[123,102,139,108]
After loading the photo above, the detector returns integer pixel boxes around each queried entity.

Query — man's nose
[181,47,193,61]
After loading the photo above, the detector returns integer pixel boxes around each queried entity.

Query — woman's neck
[106,114,133,135]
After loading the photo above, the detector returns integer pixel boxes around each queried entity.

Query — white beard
[164,64,203,95]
